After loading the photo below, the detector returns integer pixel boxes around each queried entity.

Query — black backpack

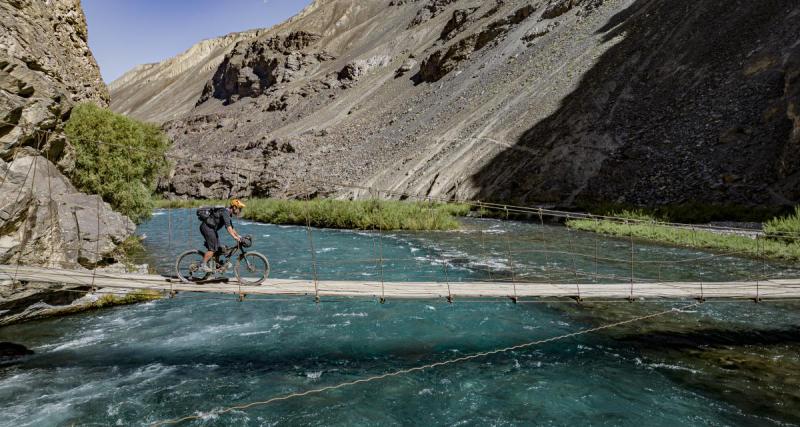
[196,206,225,226]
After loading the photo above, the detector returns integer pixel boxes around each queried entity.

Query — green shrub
[764,206,800,240]
[155,198,471,231]
[65,103,170,223]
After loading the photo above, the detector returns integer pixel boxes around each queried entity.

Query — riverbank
[0,287,161,326]
[567,209,800,262]
[155,198,471,231]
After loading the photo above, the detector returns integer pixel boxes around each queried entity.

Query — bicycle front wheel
[176,250,210,282]
[235,252,270,285]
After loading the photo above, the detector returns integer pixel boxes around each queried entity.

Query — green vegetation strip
[765,206,800,238]
[567,213,800,262]
[156,198,471,231]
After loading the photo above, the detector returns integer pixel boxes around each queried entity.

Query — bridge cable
[168,206,174,297]
[593,215,600,283]
[756,234,763,302]
[44,138,61,269]
[502,206,518,303]
[377,190,386,304]
[12,142,40,288]
[476,202,494,282]
[90,192,101,293]
[565,214,581,300]
[690,226,704,301]
[302,188,320,303]
[150,302,700,427]
[627,220,635,301]
[537,208,555,285]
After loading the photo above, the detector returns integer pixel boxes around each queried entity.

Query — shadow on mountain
[471,0,800,210]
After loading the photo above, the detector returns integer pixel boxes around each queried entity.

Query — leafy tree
[65,103,170,223]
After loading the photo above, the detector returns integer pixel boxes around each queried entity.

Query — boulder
[337,56,391,85]
[0,342,33,362]
[409,0,460,27]
[441,7,479,40]
[395,58,418,77]
[0,154,135,268]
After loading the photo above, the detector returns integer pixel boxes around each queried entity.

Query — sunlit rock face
[0,0,108,169]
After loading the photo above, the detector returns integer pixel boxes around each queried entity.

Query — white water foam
[333,312,368,318]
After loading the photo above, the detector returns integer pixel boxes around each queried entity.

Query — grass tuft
[567,218,800,261]
[155,198,471,231]
[764,206,800,240]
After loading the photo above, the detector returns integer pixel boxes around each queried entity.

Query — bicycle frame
[210,242,251,273]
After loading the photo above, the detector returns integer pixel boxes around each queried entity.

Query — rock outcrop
[0,0,108,169]
[0,152,137,325]
[113,0,799,213]
[0,154,134,268]
[198,31,331,105]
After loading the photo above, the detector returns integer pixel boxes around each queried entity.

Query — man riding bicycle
[199,199,246,272]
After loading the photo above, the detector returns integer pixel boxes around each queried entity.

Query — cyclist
[200,199,246,272]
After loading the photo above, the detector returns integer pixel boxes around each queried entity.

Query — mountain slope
[108,31,260,124]
[111,0,800,211]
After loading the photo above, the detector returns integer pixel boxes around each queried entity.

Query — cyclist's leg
[200,224,219,267]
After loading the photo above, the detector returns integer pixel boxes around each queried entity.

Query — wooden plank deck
[2,265,799,301]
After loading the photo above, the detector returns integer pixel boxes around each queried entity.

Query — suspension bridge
[4,123,800,426]
[3,264,799,302]
[2,123,800,304]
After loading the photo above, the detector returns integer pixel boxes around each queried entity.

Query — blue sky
[83,0,313,83]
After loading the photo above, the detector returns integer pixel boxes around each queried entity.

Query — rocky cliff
[1,0,108,167]
[1,0,138,324]
[112,0,800,211]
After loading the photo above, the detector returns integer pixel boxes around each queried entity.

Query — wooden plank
[1,265,799,301]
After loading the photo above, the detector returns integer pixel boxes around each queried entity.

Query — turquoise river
[1,209,799,426]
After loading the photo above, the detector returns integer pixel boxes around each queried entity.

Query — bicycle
[175,235,270,285]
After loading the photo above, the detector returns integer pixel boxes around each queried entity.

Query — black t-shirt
[214,208,233,231]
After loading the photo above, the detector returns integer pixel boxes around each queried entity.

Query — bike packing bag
[196,206,225,226]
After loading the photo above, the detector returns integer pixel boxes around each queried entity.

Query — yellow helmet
[230,199,246,209]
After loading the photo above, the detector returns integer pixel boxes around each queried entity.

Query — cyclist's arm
[226,225,241,241]
[222,209,240,241]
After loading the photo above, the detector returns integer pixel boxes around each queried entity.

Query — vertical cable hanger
[691,226,704,302]
[504,206,518,303]
[12,137,41,288]
[303,184,320,303]
[565,214,581,302]
[376,190,386,304]
[627,220,635,302]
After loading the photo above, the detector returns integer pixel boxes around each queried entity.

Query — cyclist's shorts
[200,223,220,252]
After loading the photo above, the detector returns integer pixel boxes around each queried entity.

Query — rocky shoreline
[1,1,143,326]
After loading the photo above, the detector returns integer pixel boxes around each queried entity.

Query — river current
[2,209,799,426]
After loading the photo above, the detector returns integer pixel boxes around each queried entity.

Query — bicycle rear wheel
[235,252,269,285]
[176,250,210,282]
